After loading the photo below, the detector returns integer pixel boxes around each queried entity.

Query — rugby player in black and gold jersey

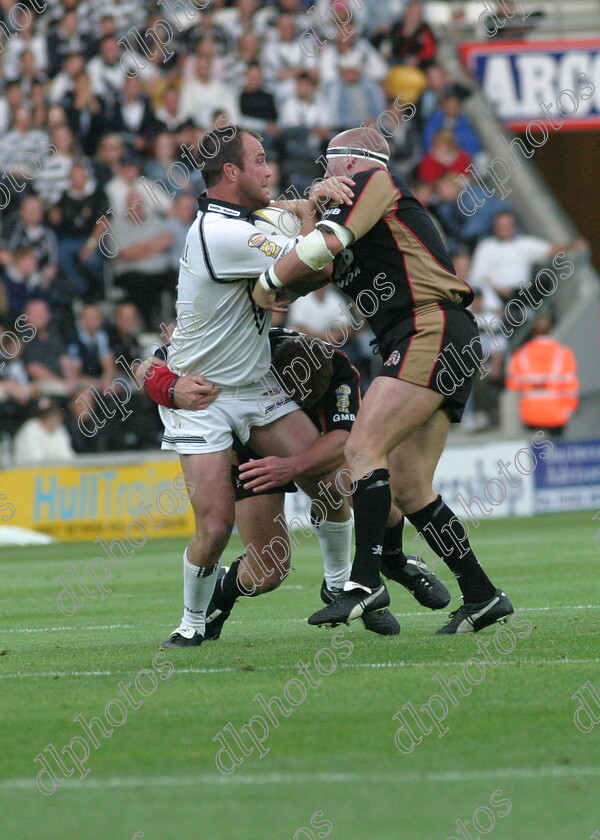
[252,127,513,635]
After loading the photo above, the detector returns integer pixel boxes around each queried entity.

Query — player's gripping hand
[308,175,355,212]
[252,280,289,313]
[239,455,299,492]
[173,375,220,410]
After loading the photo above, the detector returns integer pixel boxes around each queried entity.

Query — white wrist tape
[259,265,284,291]
[295,228,335,271]
[317,221,355,248]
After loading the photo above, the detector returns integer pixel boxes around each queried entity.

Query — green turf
[1,511,599,840]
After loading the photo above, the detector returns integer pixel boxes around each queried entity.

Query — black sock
[349,469,391,590]
[212,556,255,611]
[382,518,408,574]
[406,495,496,602]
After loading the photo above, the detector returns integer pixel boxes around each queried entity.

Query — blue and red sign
[460,39,600,130]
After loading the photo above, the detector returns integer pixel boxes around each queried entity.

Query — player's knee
[199,515,234,554]
[394,482,433,514]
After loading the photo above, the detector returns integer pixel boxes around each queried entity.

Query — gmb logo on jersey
[248,233,282,259]
[335,383,351,412]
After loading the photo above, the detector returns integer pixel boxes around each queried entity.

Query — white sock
[316,518,353,590]
[180,550,220,634]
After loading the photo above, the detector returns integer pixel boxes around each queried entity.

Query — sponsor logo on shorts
[333,413,355,421]
[384,350,401,367]
[335,383,351,412]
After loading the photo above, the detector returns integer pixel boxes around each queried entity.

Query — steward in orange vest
[506,317,579,431]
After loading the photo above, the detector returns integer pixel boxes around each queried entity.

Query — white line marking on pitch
[2,765,600,793]
[0,624,134,634]
[1,658,598,680]
[2,603,599,636]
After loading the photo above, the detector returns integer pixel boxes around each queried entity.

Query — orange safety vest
[506,337,579,428]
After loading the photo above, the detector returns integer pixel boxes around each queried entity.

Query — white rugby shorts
[160,373,299,454]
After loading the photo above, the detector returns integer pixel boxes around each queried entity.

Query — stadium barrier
[4,436,599,543]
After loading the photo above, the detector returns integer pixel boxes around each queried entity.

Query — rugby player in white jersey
[158,126,357,648]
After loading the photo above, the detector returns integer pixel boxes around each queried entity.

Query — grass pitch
[1,511,599,840]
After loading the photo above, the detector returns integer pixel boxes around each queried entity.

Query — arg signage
[460,39,600,130]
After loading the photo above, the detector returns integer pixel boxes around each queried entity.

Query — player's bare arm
[238,428,349,493]
[143,356,220,410]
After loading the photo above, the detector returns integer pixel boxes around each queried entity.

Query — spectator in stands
[0,106,49,183]
[181,37,227,86]
[112,190,175,329]
[325,55,387,132]
[155,86,191,136]
[0,195,58,289]
[423,88,481,157]
[287,286,355,347]
[30,80,49,131]
[49,162,107,302]
[111,75,162,152]
[47,10,93,78]
[21,299,79,396]
[238,63,278,150]
[179,54,239,129]
[62,71,107,156]
[417,128,471,183]
[87,35,148,106]
[0,325,34,435]
[35,125,81,208]
[4,12,48,81]
[416,64,452,128]
[261,11,318,104]
[380,0,437,69]
[433,173,512,253]
[223,28,262,91]
[0,80,23,134]
[109,302,144,369]
[469,211,586,305]
[466,288,507,431]
[279,72,330,139]
[92,133,125,187]
[67,303,117,390]
[319,22,388,88]
[145,133,204,199]
[13,398,75,466]
[0,248,46,319]
[216,0,263,43]
[49,52,86,105]
[183,10,232,57]
[105,149,173,219]
[506,314,579,436]
[108,301,162,449]
[166,193,199,274]
[386,100,424,181]
[13,49,46,102]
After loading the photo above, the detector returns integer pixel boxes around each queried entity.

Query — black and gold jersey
[319,168,474,342]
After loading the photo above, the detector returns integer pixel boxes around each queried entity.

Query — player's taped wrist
[259,265,284,291]
[295,229,335,271]
[144,361,179,409]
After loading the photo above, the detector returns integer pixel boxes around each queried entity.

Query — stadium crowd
[0,0,570,459]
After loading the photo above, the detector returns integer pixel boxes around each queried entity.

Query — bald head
[326,127,390,176]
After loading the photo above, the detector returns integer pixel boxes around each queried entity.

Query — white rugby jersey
[167,197,297,387]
